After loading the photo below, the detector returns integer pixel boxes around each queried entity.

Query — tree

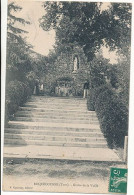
[7,2,33,82]
[89,54,111,88]
[40,2,131,107]
[40,2,131,61]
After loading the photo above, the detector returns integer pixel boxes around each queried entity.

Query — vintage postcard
[2,0,131,194]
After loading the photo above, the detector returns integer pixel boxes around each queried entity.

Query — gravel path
[3,157,126,193]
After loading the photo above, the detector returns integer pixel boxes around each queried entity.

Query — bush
[6,80,24,104]
[95,87,128,148]
[21,82,32,103]
[26,71,37,93]
[87,89,95,111]
[87,84,109,111]
[5,80,32,122]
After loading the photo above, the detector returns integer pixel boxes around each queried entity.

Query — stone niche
[72,54,80,73]
[55,77,74,97]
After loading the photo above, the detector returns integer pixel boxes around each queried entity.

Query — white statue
[74,56,78,71]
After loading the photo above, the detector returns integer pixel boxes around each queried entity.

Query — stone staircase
[4,96,121,161]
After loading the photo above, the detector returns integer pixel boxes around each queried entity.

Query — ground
[3,157,126,193]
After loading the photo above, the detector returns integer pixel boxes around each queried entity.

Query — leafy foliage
[40,2,131,108]
[87,84,109,111]
[6,2,33,82]
[5,80,32,123]
[5,2,37,122]
[89,54,111,88]
[40,2,131,61]
[95,85,128,148]
[87,84,128,148]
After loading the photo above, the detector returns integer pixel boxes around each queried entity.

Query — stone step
[13,117,99,124]
[4,133,106,143]
[14,114,98,121]
[8,121,100,130]
[30,96,86,101]
[25,100,87,107]
[23,105,87,111]
[28,101,87,105]
[24,101,87,106]
[4,139,107,148]
[5,128,103,137]
[3,145,121,162]
[19,107,95,114]
[4,96,121,162]
[15,114,97,120]
[25,101,87,105]
[16,111,97,117]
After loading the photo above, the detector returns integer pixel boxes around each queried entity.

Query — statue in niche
[73,55,79,71]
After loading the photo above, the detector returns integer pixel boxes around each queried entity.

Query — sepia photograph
[2,0,132,194]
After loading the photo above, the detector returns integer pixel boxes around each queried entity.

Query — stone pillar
[123,136,128,163]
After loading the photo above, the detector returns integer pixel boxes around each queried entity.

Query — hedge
[87,89,95,111]
[87,84,110,111]
[87,84,128,148]
[94,86,128,148]
[5,80,32,123]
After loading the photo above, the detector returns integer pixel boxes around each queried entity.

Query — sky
[12,0,118,63]
[13,0,56,56]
